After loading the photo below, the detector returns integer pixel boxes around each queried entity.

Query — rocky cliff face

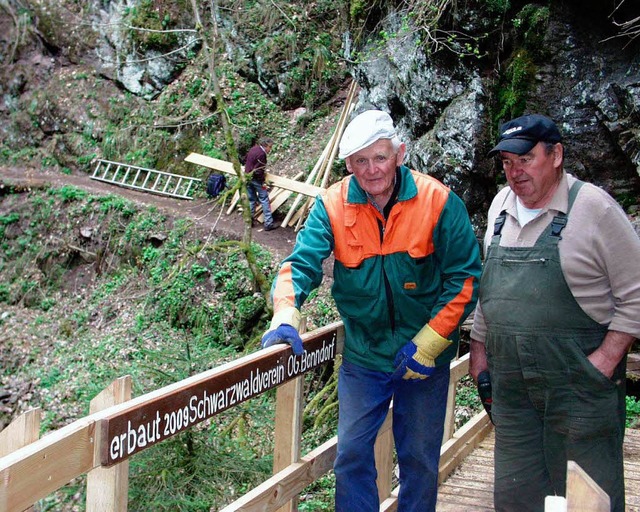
[1,0,638,231]
[350,1,640,225]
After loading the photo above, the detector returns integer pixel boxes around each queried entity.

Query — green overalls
[480,181,626,512]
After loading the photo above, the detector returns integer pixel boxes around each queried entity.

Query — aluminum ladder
[90,159,201,200]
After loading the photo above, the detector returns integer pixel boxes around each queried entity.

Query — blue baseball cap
[488,114,562,157]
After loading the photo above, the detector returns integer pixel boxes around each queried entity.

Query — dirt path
[0,165,300,262]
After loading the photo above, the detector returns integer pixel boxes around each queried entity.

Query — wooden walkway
[437,427,640,511]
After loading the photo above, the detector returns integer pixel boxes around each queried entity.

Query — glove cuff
[413,324,452,359]
[269,307,301,332]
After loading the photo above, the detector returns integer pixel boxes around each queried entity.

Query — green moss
[127,0,178,52]
[495,49,535,122]
[492,3,551,128]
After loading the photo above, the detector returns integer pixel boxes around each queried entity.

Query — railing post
[374,408,394,503]
[0,407,41,512]
[0,408,41,458]
[273,319,307,512]
[86,375,132,512]
[442,362,458,445]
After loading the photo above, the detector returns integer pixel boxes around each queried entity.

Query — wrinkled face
[345,139,406,207]
[500,142,563,208]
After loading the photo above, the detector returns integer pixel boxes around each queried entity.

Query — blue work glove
[260,307,304,355]
[392,324,452,381]
[261,323,304,355]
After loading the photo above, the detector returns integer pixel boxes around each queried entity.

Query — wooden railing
[0,321,492,511]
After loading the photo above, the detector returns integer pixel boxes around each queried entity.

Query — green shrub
[627,395,640,428]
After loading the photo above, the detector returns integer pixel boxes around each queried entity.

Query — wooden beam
[449,352,470,383]
[442,374,458,444]
[565,460,610,512]
[221,404,392,511]
[380,487,400,512]
[184,154,324,198]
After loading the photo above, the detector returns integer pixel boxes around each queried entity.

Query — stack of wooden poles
[226,80,358,231]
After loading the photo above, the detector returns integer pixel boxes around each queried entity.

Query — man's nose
[507,163,524,175]
[364,160,378,172]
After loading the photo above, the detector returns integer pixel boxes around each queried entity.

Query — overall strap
[490,189,511,245]
[489,210,507,247]
[544,179,585,243]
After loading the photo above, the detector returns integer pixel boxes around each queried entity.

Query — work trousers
[246,180,274,227]
[334,359,450,512]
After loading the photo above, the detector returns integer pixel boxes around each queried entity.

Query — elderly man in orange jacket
[261,110,481,511]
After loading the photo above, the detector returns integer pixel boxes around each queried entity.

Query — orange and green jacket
[271,165,481,372]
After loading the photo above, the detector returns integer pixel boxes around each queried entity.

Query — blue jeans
[334,359,450,512]
[246,180,273,227]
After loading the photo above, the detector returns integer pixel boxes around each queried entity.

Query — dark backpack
[206,173,227,198]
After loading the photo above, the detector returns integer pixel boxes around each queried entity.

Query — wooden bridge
[1,321,639,511]
[435,428,640,511]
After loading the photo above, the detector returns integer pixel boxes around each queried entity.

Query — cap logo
[503,126,523,135]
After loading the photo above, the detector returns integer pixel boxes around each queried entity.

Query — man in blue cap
[470,113,640,511]
[260,109,481,511]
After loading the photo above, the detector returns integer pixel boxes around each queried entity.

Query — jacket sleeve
[271,196,334,313]
[428,190,482,339]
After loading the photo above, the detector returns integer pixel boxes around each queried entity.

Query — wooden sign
[100,330,338,466]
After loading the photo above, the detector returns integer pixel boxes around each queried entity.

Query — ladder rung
[101,162,112,179]
[122,167,132,185]
[151,173,162,191]
[141,170,151,189]
[161,176,172,193]
[171,177,183,195]
[132,169,142,187]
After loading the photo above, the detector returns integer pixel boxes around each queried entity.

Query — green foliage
[127,0,178,52]
[495,49,535,122]
[0,212,20,226]
[93,194,138,217]
[77,153,96,166]
[484,0,510,13]
[299,474,335,511]
[492,3,550,127]
[616,191,639,213]
[350,0,366,19]
[0,283,9,302]
[48,185,88,202]
[627,395,640,428]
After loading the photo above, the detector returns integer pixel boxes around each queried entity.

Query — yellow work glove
[393,324,452,380]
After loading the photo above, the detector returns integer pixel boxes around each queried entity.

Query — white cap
[338,110,397,159]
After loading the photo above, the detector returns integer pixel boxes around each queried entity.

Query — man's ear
[345,157,354,174]
[553,143,564,167]
[396,143,407,166]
